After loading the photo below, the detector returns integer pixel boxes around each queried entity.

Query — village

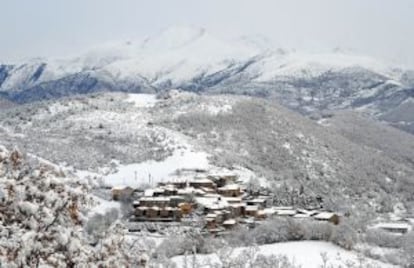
[111,171,345,234]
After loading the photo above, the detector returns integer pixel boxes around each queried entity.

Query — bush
[365,229,403,249]
[85,208,119,242]
[402,231,414,266]
[302,221,333,241]
[227,218,337,248]
[156,234,216,258]
[330,222,357,250]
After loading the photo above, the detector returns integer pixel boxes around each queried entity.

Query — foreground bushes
[227,218,357,250]
[157,217,358,260]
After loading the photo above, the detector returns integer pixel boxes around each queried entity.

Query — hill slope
[0,91,413,215]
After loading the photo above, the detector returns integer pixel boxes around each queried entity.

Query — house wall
[245,210,258,217]
[219,189,241,197]
[112,188,134,201]
[189,182,216,189]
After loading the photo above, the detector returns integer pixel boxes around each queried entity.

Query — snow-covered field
[103,149,210,187]
[126,93,158,108]
[171,241,396,268]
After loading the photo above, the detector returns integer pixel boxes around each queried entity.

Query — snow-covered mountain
[0,26,413,133]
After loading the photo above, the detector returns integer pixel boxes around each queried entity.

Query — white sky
[1,0,414,66]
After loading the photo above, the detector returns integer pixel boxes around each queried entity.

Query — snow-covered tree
[0,146,145,267]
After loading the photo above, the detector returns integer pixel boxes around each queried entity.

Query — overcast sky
[1,0,414,66]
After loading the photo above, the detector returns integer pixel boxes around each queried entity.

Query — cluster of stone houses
[112,173,340,232]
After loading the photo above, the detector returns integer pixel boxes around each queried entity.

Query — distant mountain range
[1,26,413,133]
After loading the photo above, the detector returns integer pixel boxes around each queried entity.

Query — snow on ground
[171,241,396,268]
[76,169,101,180]
[317,118,331,127]
[126,93,158,108]
[103,149,210,188]
[198,101,233,115]
[229,166,269,188]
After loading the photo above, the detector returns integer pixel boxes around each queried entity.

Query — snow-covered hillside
[1,91,414,216]
[2,90,414,267]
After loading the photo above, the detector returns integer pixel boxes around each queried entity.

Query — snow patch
[88,197,121,217]
[171,241,395,268]
[126,94,158,108]
[103,149,210,187]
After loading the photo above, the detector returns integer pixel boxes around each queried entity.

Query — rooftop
[372,222,412,231]
[112,185,133,191]
[247,198,267,203]
[206,213,217,218]
[314,212,336,220]
[190,178,215,184]
[218,184,240,191]
[223,219,237,225]
[144,189,154,197]
[276,210,297,216]
[246,205,259,211]
[140,196,171,202]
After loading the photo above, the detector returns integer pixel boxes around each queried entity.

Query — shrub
[156,234,214,258]
[365,229,403,248]
[330,222,357,250]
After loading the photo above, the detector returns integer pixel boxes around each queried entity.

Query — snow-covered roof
[169,178,189,183]
[297,209,318,216]
[162,184,177,190]
[144,189,154,197]
[372,222,412,231]
[177,187,205,195]
[207,172,237,178]
[190,178,215,184]
[207,204,229,210]
[140,196,171,202]
[218,184,240,191]
[223,197,242,203]
[230,203,246,208]
[263,208,276,215]
[200,187,216,192]
[247,198,267,203]
[273,206,294,210]
[196,196,229,209]
[294,214,311,218]
[223,219,237,225]
[314,212,336,220]
[111,185,133,190]
[246,205,259,211]
[203,193,221,198]
[153,187,165,193]
[276,210,297,216]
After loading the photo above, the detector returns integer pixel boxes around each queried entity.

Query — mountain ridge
[1,26,413,134]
